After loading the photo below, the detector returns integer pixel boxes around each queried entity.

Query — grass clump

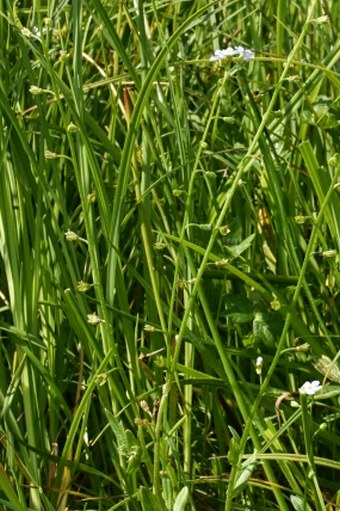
[0,0,339,510]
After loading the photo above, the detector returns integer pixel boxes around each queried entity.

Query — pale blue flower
[235,46,255,61]
[210,45,255,62]
[298,380,322,396]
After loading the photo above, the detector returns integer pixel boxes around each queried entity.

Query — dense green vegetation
[0,0,339,509]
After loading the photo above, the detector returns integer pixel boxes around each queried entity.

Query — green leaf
[227,437,240,466]
[173,487,189,511]
[127,445,142,474]
[105,409,129,456]
[253,312,275,347]
[224,295,254,324]
[224,233,256,260]
[290,494,313,511]
[0,465,26,511]
[232,453,258,497]
[301,110,314,125]
[140,487,165,511]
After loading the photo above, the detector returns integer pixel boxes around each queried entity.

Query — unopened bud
[255,356,263,375]
[65,230,79,241]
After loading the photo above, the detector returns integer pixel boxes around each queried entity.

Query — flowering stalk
[299,386,325,510]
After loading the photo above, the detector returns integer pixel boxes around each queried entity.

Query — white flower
[298,380,322,396]
[210,46,255,62]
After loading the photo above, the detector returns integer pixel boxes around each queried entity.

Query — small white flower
[210,46,255,62]
[298,380,322,396]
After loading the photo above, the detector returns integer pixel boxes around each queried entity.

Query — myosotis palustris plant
[0,0,339,510]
